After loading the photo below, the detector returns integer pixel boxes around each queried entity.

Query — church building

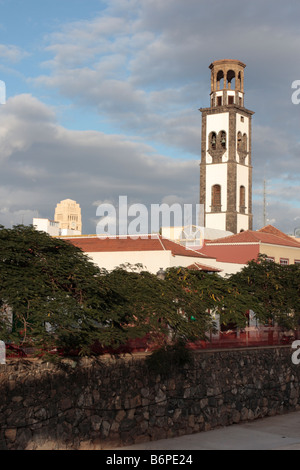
[200,59,254,234]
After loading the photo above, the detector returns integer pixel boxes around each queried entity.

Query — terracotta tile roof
[186,262,221,272]
[206,225,300,248]
[258,225,300,244]
[65,234,211,259]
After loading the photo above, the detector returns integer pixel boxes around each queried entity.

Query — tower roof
[209,59,246,69]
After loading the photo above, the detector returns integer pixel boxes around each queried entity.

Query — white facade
[84,249,243,277]
[60,228,82,236]
[205,113,229,232]
[33,218,81,237]
[204,111,251,233]
[86,250,186,274]
[33,218,60,236]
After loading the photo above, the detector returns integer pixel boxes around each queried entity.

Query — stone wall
[1,346,300,450]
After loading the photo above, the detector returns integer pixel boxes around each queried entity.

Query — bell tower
[200,59,254,234]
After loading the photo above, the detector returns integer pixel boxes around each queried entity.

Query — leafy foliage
[230,255,300,328]
[0,225,108,353]
[0,227,299,357]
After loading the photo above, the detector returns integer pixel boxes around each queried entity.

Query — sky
[0,0,300,235]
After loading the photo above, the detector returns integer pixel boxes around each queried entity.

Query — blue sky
[0,0,300,234]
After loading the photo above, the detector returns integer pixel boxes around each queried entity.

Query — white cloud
[0,94,199,231]
[2,0,300,233]
[0,44,28,63]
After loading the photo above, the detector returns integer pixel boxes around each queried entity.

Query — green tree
[230,255,300,329]
[164,267,257,335]
[0,225,109,353]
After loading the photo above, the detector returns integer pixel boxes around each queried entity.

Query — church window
[210,132,217,149]
[237,131,242,150]
[212,184,221,209]
[227,70,235,90]
[219,131,226,148]
[239,185,246,213]
[242,133,247,151]
[217,70,224,90]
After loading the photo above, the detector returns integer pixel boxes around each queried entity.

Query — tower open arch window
[219,130,226,149]
[212,184,222,212]
[227,70,236,90]
[217,70,224,90]
[209,131,217,150]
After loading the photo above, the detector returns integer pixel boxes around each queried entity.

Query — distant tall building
[200,59,254,234]
[54,199,82,234]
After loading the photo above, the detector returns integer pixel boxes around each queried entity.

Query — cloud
[2,0,300,234]
[0,94,199,232]
[31,0,300,160]
[0,44,28,63]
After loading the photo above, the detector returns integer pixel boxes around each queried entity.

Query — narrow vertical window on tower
[242,133,247,151]
[237,131,242,150]
[240,185,246,213]
[212,184,221,212]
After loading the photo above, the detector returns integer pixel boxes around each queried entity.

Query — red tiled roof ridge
[186,262,221,272]
[258,225,300,244]
[206,229,258,244]
[206,226,300,248]
[64,233,213,259]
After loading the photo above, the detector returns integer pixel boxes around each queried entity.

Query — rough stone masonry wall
[1,346,300,450]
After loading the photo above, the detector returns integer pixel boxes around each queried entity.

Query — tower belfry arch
[200,59,254,234]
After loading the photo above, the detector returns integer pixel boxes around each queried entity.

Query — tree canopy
[230,255,300,329]
[0,225,110,353]
[0,226,299,356]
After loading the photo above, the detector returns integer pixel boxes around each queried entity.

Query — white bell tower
[200,59,254,234]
